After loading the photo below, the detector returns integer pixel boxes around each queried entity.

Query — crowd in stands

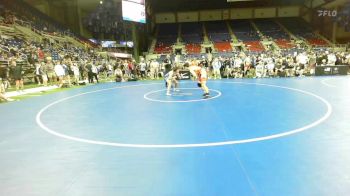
[1,49,350,102]
[1,35,350,102]
[0,0,98,101]
[1,1,65,36]
[1,0,95,48]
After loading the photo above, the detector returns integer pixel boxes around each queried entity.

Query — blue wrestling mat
[0,76,350,196]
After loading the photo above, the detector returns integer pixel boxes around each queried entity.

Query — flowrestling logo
[179,71,191,80]
[317,10,337,17]
[317,3,350,32]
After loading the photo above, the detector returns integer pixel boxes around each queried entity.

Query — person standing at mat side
[196,62,210,98]
[165,66,180,96]
[11,60,24,92]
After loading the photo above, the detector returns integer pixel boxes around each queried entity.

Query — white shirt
[234,58,242,68]
[327,54,337,65]
[297,54,308,65]
[150,61,159,69]
[54,64,65,77]
[267,62,275,70]
[140,62,146,71]
[92,65,98,74]
[72,66,79,76]
[244,57,252,65]
[212,60,221,70]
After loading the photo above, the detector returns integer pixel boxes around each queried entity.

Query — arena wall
[254,7,276,18]
[177,12,199,22]
[222,9,230,20]
[155,13,176,23]
[155,6,302,23]
[199,10,223,21]
[277,6,301,17]
[336,26,350,43]
[230,8,254,19]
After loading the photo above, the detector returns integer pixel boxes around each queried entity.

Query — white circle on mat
[36,82,332,148]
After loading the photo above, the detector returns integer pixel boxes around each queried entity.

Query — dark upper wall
[149,0,306,12]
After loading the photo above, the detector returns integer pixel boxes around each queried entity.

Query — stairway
[149,25,160,54]
[250,20,270,51]
[202,22,209,43]
[14,24,42,42]
[275,20,298,40]
[177,23,182,44]
[149,38,157,54]
[226,21,238,43]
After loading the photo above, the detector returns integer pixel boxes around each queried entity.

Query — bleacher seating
[275,39,294,49]
[280,18,328,46]
[307,38,329,46]
[206,21,231,43]
[230,20,260,42]
[1,0,95,48]
[254,19,294,49]
[180,22,204,54]
[181,22,203,44]
[205,21,232,52]
[151,17,334,55]
[3,38,24,48]
[154,43,173,54]
[185,43,201,54]
[254,19,289,39]
[244,41,265,52]
[214,42,232,52]
[230,20,264,52]
[154,23,178,54]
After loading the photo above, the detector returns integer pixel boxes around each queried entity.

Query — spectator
[71,63,80,85]
[10,60,24,92]
[212,58,222,79]
[54,61,65,88]
[34,60,42,85]
[45,57,56,85]
[91,63,99,83]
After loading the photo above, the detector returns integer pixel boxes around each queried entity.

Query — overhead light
[100,1,103,4]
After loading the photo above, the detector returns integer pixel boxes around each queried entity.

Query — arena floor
[1,76,350,196]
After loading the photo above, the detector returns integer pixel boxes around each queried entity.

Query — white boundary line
[36,81,333,148]
[144,88,222,103]
[321,78,337,88]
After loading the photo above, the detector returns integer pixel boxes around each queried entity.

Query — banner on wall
[315,65,349,76]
